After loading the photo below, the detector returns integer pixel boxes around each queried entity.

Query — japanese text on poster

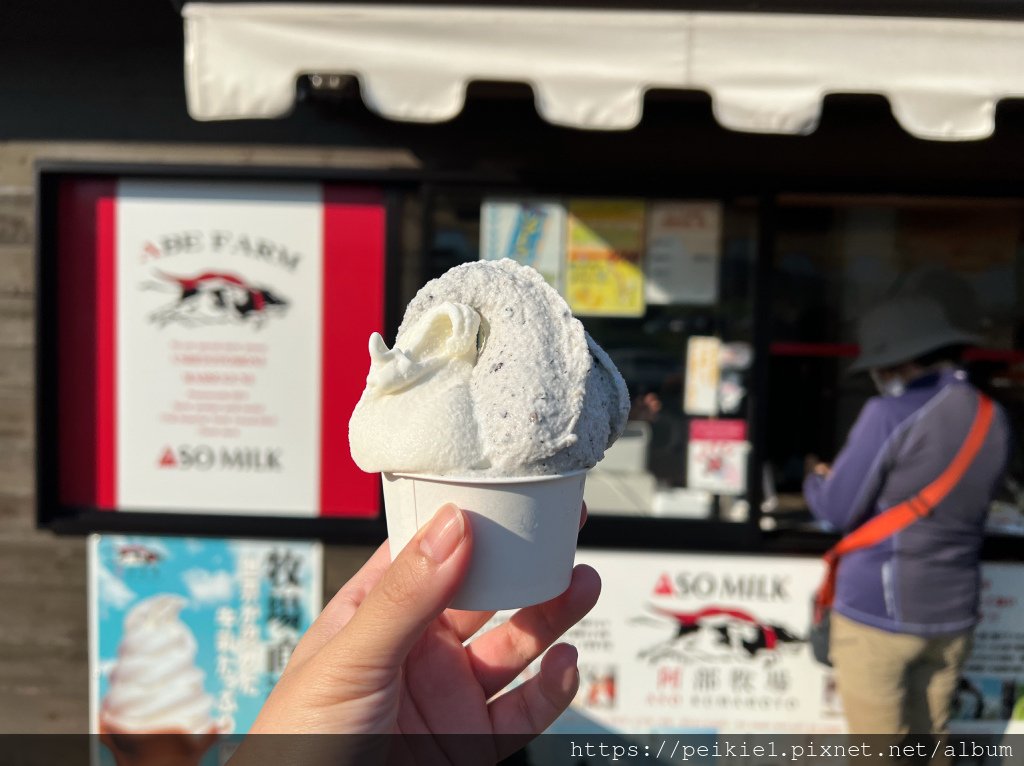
[88,535,322,738]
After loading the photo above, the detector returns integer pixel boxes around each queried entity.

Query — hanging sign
[684,336,721,417]
[687,419,750,495]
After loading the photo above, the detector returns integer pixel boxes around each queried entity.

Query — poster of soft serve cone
[89,534,322,743]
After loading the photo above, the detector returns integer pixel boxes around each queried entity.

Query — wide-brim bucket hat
[849,294,980,373]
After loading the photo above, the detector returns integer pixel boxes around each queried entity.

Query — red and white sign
[687,419,750,495]
[57,179,385,518]
[483,551,1024,735]
[479,550,842,734]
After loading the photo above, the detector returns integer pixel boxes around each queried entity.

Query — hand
[805,454,831,478]
[248,502,600,762]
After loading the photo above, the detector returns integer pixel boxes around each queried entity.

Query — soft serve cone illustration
[349,259,629,610]
[100,595,218,766]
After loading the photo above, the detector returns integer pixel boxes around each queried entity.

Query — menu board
[646,201,722,306]
[565,200,646,317]
[50,177,385,522]
[116,182,329,515]
[88,534,322,739]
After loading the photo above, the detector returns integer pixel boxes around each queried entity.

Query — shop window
[416,190,758,523]
[766,195,1024,533]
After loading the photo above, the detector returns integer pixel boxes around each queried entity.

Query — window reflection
[420,192,757,523]
[767,196,1024,534]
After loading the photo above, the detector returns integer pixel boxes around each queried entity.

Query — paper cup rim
[383,468,588,485]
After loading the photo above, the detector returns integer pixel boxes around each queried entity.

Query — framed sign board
[37,164,401,540]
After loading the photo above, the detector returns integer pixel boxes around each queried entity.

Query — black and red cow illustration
[143,271,288,328]
[637,605,804,664]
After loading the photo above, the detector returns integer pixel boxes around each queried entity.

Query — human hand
[805,455,831,478]
[249,502,600,762]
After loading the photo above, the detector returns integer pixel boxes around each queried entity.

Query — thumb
[327,503,471,671]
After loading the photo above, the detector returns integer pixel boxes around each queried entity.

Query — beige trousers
[830,611,973,735]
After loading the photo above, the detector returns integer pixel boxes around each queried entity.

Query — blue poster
[89,535,322,740]
[480,198,566,292]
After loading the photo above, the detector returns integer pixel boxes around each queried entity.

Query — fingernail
[560,645,580,696]
[420,503,465,563]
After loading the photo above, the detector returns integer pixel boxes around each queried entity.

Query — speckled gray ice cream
[349,259,629,477]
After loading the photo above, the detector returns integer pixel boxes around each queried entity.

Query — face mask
[870,370,905,398]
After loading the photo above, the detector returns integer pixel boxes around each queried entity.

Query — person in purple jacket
[804,294,1011,735]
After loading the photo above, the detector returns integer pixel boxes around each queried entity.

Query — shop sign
[486,550,843,734]
[483,552,1024,736]
[687,419,749,495]
[645,201,722,306]
[89,534,322,739]
[566,199,646,317]
[107,180,377,517]
[480,198,566,292]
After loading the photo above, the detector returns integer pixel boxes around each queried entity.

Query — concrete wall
[0,140,418,733]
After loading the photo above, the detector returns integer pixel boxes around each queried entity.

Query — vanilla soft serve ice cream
[101,595,216,734]
[349,259,629,477]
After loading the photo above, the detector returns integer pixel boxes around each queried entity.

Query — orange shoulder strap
[815,394,995,618]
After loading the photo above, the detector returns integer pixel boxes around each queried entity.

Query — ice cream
[100,595,216,735]
[349,258,629,477]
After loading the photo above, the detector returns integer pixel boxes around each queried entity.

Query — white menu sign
[116,181,324,515]
[646,201,722,306]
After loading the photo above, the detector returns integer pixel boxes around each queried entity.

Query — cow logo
[635,605,804,665]
[141,270,288,329]
[114,543,164,573]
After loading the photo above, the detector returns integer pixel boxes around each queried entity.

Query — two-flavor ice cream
[348,259,628,610]
[349,258,629,477]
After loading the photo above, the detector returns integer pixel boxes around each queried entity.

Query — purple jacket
[804,369,1010,636]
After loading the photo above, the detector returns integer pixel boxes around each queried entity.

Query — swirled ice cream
[100,595,216,734]
[349,259,629,476]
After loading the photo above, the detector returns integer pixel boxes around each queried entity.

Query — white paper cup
[382,469,587,611]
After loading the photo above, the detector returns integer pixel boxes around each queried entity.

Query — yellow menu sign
[566,200,646,317]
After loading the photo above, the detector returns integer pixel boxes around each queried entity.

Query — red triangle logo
[158,447,177,468]
[653,573,674,596]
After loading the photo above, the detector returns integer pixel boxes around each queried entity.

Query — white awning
[183,3,1024,141]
